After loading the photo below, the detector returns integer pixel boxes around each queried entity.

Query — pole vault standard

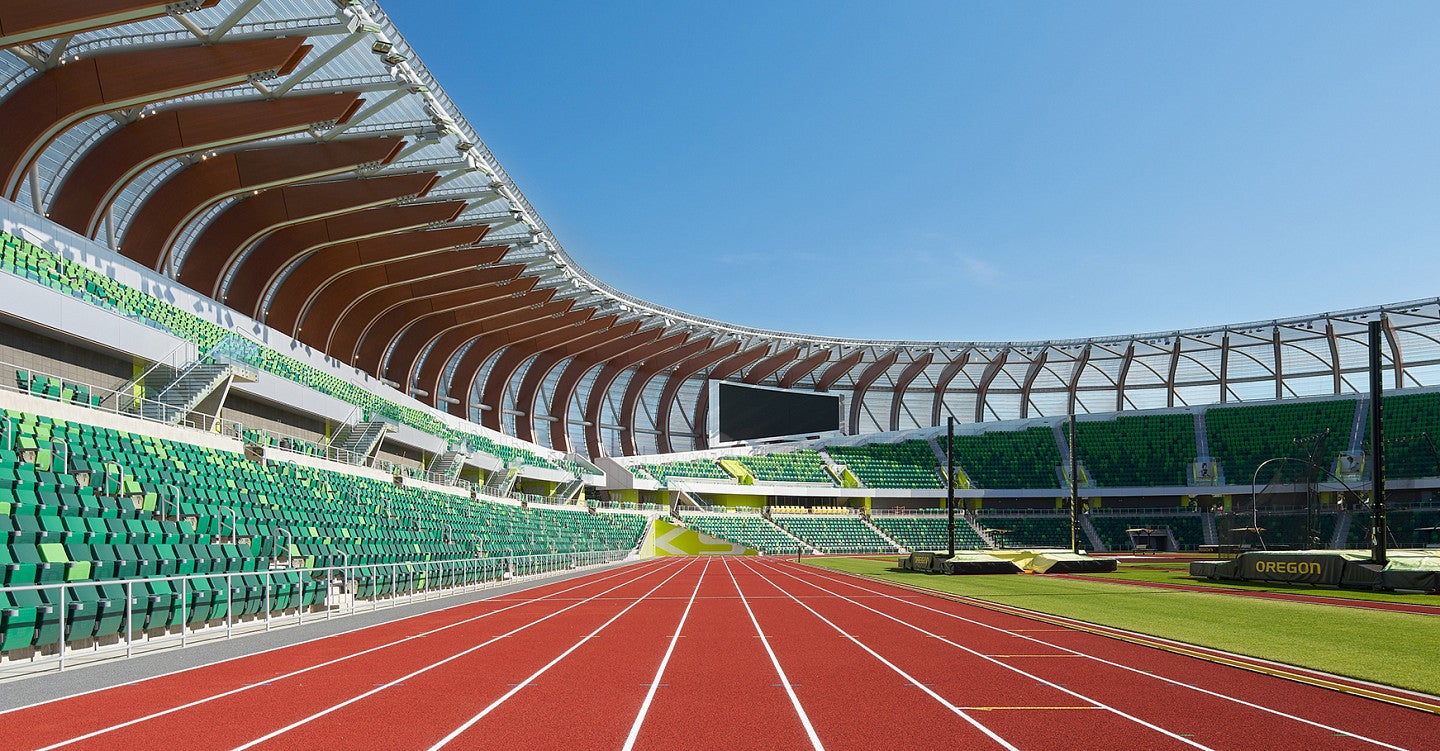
[1070,411,1080,555]
[1369,320,1388,566]
[947,416,955,557]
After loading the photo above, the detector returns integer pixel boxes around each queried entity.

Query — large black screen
[713,381,841,443]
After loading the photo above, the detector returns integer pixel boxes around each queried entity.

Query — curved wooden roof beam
[0,1,220,48]
[815,349,867,391]
[272,230,498,336]
[371,290,568,386]
[48,92,362,238]
[420,302,596,414]
[473,315,619,431]
[509,322,645,443]
[443,310,599,423]
[742,346,801,384]
[409,290,566,407]
[614,335,717,456]
[545,327,676,453]
[929,350,972,425]
[126,136,405,271]
[222,200,465,315]
[649,342,752,453]
[329,265,530,359]
[0,36,309,198]
[888,353,935,431]
[847,350,900,432]
[777,350,833,389]
[176,165,424,292]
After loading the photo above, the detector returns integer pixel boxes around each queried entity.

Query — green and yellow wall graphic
[641,519,759,557]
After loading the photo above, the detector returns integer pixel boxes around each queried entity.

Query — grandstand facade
[2,1,1439,468]
[0,2,1437,565]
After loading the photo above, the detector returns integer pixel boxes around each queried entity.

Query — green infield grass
[1074,560,1439,604]
[801,556,1440,696]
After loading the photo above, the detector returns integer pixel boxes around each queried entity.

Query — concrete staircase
[485,464,521,497]
[556,477,586,503]
[138,362,233,425]
[328,421,392,465]
[426,450,466,483]
[965,513,999,548]
[1079,514,1105,552]
[1330,510,1353,549]
[763,514,820,555]
[860,515,907,553]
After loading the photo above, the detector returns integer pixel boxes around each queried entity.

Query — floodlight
[383,51,406,66]
[371,40,393,54]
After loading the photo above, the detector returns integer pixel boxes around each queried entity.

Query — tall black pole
[1070,412,1080,554]
[947,416,956,557]
[1368,320,1388,565]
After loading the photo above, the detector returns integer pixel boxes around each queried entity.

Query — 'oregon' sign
[1239,553,1343,585]
[1254,560,1321,575]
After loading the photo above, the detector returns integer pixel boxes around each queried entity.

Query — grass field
[803,556,1440,696]
[1092,559,1440,604]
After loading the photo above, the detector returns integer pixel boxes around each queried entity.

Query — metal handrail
[51,439,69,474]
[159,483,181,522]
[0,548,631,680]
[220,504,239,544]
[273,527,293,567]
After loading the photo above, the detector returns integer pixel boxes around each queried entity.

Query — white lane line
[621,557,711,751]
[751,559,1206,750]
[5,559,657,720]
[723,557,826,751]
[222,559,685,751]
[738,559,1024,751]
[425,558,699,751]
[32,559,672,751]
[778,561,1416,751]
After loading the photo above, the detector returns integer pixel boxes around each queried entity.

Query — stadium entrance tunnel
[1191,550,1440,593]
[640,519,759,556]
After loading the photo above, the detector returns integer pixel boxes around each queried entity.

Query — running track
[3,557,1438,750]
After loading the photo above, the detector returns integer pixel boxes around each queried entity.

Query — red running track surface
[3,556,1438,750]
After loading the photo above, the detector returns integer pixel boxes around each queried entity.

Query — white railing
[0,549,632,682]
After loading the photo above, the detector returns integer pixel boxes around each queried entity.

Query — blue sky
[382,1,1440,343]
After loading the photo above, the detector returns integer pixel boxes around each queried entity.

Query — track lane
[4,563,660,740]
[432,558,712,750]
[726,557,1024,750]
[621,557,710,750]
[742,558,1206,751]
[775,560,1440,750]
[13,559,677,751]
[236,559,697,751]
[627,557,817,751]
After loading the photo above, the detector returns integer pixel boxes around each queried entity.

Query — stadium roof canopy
[1,0,1435,458]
